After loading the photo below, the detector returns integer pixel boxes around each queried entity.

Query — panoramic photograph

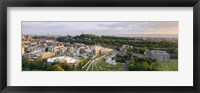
[22,21,178,71]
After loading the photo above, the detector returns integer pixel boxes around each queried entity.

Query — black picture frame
[0,0,199,93]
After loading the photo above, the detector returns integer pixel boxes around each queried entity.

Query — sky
[22,21,178,36]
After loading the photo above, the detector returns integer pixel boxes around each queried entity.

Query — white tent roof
[47,56,77,64]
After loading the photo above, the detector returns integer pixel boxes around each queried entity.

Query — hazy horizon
[22,21,178,36]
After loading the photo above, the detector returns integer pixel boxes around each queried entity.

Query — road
[121,60,130,71]
[85,54,109,71]
[82,51,118,71]
[81,55,98,69]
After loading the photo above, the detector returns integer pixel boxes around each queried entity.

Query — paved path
[86,60,94,71]
[86,54,108,71]
[94,62,99,71]
[121,60,130,71]
[82,55,98,69]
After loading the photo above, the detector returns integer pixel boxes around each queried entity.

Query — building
[94,46,102,55]
[40,52,55,59]
[100,48,113,54]
[106,57,116,65]
[47,56,79,68]
[105,53,117,65]
[119,45,129,55]
[22,46,25,55]
[93,46,113,55]
[144,50,170,62]
[26,46,45,53]
[85,48,92,54]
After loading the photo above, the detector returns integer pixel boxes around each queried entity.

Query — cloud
[145,21,178,29]
[98,22,132,28]
[22,21,178,36]
[98,21,178,29]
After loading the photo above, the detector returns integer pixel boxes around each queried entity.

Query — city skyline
[22,21,178,36]
[22,21,178,71]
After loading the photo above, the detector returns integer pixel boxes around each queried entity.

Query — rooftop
[47,56,78,64]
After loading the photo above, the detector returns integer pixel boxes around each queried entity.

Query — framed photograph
[0,0,199,93]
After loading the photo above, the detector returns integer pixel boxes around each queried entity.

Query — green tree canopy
[52,64,64,71]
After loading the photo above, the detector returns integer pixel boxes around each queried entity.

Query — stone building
[144,50,170,62]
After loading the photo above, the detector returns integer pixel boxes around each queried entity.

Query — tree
[138,48,146,54]
[141,62,150,71]
[151,61,162,71]
[26,57,31,64]
[128,64,135,70]
[60,61,69,71]
[128,62,150,71]
[132,55,139,62]
[127,47,133,52]
[52,64,64,71]
[174,48,178,54]
[27,57,50,71]
[35,57,42,62]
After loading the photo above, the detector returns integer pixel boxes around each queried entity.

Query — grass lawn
[93,63,99,71]
[96,54,103,58]
[96,59,123,71]
[156,59,178,71]
[82,64,89,71]
[88,63,94,71]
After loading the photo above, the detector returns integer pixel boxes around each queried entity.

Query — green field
[95,59,123,71]
[150,59,178,71]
